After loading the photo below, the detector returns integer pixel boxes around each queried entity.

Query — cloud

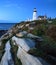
[3,3,23,10]
[5,0,11,3]
[1,0,18,8]
[4,3,18,7]
[1,0,22,9]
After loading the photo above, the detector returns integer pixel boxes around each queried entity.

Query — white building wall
[33,11,37,20]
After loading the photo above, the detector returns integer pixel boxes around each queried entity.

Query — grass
[28,48,45,57]
[41,36,56,49]
[33,35,56,57]
[0,39,8,61]
[28,35,56,65]
[10,39,22,65]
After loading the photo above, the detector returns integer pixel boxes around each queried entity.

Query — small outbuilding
[38,15,47,20]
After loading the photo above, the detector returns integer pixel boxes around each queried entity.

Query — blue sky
[0,0,56,23]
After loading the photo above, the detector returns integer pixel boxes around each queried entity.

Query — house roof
[38,16,47,18]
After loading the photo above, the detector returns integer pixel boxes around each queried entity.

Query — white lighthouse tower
[33,8,37,20]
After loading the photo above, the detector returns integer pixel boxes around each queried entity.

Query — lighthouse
[33,8,37,20]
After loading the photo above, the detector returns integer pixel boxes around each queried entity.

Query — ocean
[0,23,16,30]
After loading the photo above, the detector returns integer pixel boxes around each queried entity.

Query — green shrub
[28,48,45,57]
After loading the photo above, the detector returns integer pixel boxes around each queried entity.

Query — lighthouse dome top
[33,8,37,12]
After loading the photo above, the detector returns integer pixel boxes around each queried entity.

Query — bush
[46,25,56,41]
[38,36,56,57]
[28,48,46,57]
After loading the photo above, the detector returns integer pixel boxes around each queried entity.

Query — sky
[0,0,56,23]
